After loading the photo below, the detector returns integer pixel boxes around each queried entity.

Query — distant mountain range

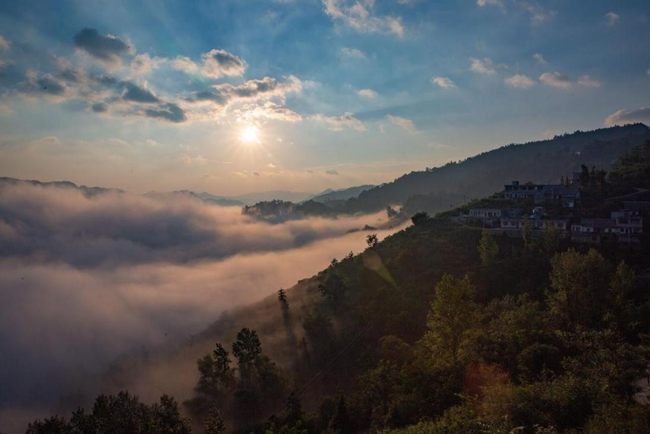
[0,177,122,196]
[308,184,375,203]
[4,124,648,218]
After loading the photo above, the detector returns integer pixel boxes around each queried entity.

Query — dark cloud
[200,48,246,77]
[91,102,108,112]
[35,75,65,95]
[326,169,339,175]
[188,76,302,108]
[143,102,186,123]
[123,82,159,103]
[73,28,129,62]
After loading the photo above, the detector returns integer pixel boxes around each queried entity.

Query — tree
[424,274,478,365]
[478,229,499,266]
[232,328,262,376]
[196,343,234,397]
[607,261,637,334]
[366,233,379,248]
[542,225,561,254]
[28,392,191,434]
[329,396,351,433]
[521,218,533,249]
[278,288,289,310]
[411,212,429,226]
[204,406,226,434]
[547,249,611,329]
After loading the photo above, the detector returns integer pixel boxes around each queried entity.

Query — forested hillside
[26,141,650,434]
[344,123,650,214]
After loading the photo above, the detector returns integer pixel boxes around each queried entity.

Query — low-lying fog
[0,181,402,432]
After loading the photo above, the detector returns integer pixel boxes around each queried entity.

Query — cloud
[340,47,367,59]
[190,76,302,105]
[605,12,620,27]
[323,0,404,36]
[91,102,108,113]
[386,114,416,132]
[234,101,303,123]
[519,1,555,26]
[199,49,247,78]
[604,107,650,126]
[539,71,571,89]
[310,112,366,131]
[0,180,402,428]
[357,88,377,98]
[577,75,601,88]
[73,28,130,63]
[477,0,503,7]
[533,53,547,65]
[142,102,186,123]
[122,82,159,103]
[3,28,305,126]
[325,169,339,175]
[469,57,498,75]
[431,76,456,89]
[0,35,10,52]
[504,73,535,89]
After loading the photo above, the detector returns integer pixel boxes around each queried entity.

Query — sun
[239,125,260,144]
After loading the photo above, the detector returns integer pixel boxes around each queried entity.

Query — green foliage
[608,140,650,192]
[547,249,611,329]
[478,229,499,266]
[27,392,191,434]
[424,274,478,365]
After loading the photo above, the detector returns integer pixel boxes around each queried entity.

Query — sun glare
[239,125,260,144]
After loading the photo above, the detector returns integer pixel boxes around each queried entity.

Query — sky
[0,0,649,195]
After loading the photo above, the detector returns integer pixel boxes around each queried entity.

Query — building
[464,208,502,227]
[500,217,568,231]
[503,181,580,207]
[571,210,643,243]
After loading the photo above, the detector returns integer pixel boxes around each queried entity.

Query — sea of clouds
[0,180,400,432]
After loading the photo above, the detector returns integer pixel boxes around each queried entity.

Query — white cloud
[470,57,498,75]
[605,12,620,27]
[357,88,377,98]
[310,112,366,131]
[504,73,535,89]
[0,35,10,51]
[386,114,416,132]
[477,0,503,7]
[520,2,555,26]
[169,49,246,79]
[577,75,601,88]
[323,0,404,36]
[539,71,571,89]
[533,53,547,65]
[431,76,456,89]
[340,47,367,59]
[604,107,650,126]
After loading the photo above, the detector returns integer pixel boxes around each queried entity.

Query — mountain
[0,177,121,196]
[94,140,650,434]
[341,123,650,215]
[308,184,375,203]
[173,190,244,207]
[229,190,314,205]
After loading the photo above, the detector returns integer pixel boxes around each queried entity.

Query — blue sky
[0,0,649,195]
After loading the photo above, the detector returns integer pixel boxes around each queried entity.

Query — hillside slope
[343,123,650,214]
